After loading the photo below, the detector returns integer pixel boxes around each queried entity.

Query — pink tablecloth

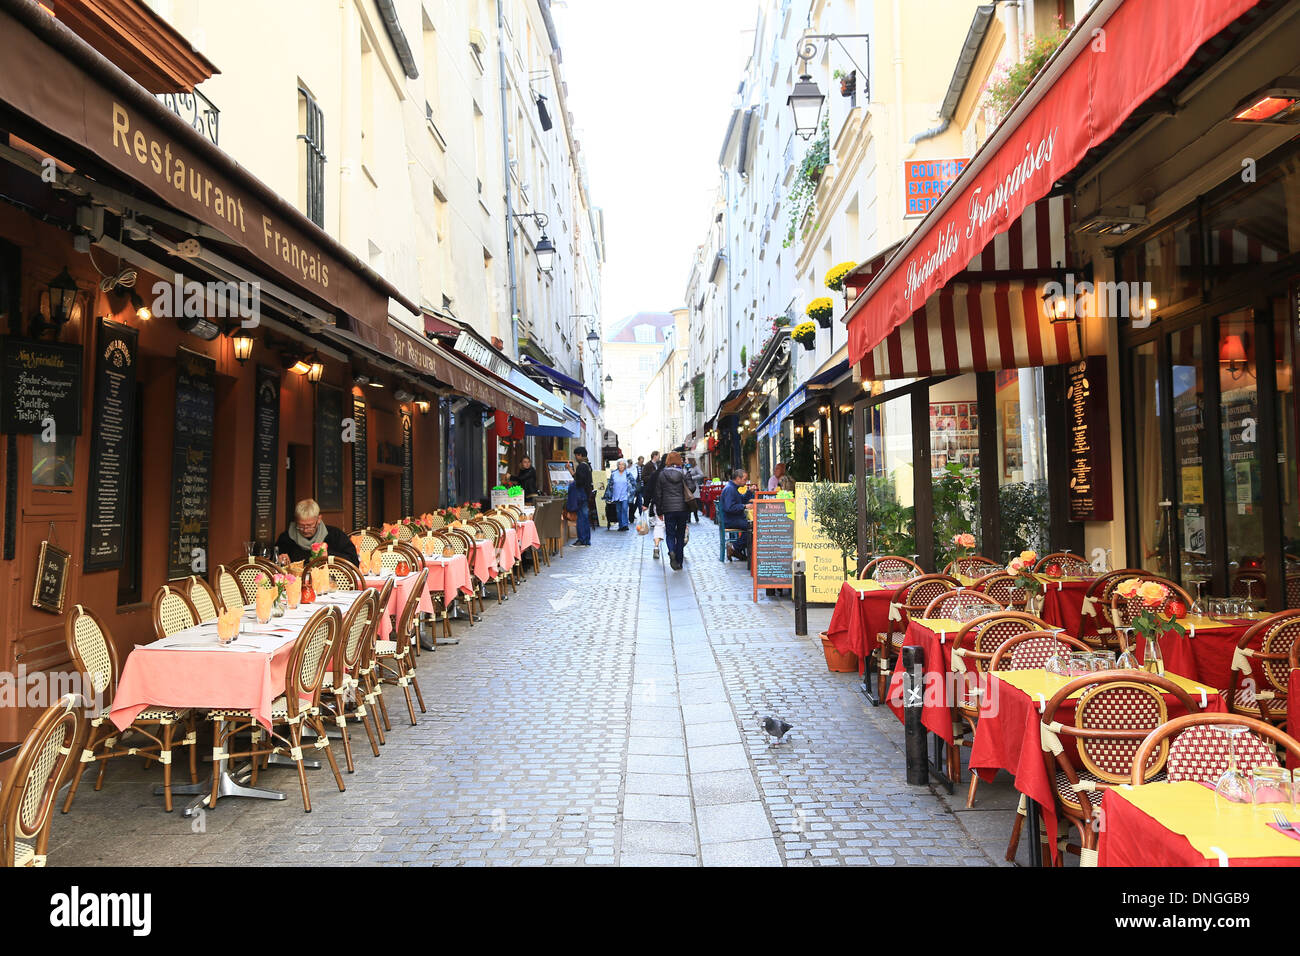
[364,573,419,640]
[499,528,520,570]
[471,540,497,581]
[424,554,471,603]
[111,636,296,732]
[519,519,541,552]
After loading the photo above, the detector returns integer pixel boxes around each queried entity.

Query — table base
[155,759,287,817]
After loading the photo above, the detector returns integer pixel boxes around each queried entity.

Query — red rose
[1045,563,1062,578]
[1166,600,1187,619]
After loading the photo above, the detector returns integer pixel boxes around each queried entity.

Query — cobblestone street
[51,518,1012,867]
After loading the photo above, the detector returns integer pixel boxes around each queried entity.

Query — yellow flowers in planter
[824,261,856,292]
[791,321,817,347]
[806,297,834,327]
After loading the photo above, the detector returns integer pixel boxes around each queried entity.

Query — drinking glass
[244,541,257,559]
[1244,578,1257,611]
[1191,579,1207,617]
[1214,726,1255,806]
[1115,627,1140,670]
[1250,766,1294,814]
[1044,628,1070,675]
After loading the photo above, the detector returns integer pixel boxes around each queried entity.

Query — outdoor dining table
[1098,780,1300,866]
[885,617,967,743]
[109,594,360,816]
[1038,577,1099,639]
[1132,614,1266,689]
[968,667,1224,866]
[363,571,423,639]
[518,518,541,554]
[825,579,905,697]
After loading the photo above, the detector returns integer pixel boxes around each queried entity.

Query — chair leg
[1006,793,1027,862]
[187,716,198,783]
[209,721,225,810]
[947,737,961,785]
[966,768,980,809]
[289,723,312,812]
[334,710,354,773]
[397,658,418,725]
[313,715,346,794]
[368,672,391,736]
[161,722,175,812]
[357,698,381,757]
[62,734,96,813]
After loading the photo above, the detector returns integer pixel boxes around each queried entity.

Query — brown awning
[0,0,418,339]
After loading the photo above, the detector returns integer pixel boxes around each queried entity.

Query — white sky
[550,0,759,333]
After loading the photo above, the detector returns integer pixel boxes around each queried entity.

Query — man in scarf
[275,498,360,565]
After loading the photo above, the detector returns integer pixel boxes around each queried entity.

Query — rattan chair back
[859,555,923,582]
[215,565,247,613]
[334,590,377,678]
[182,575,221,622]
[229,559,277,604]
[151,585,199,641]
[393,567,428,645]
[286,606,339,720]
[989,629,1092,671]
[956,613,1050,671]
[65,604,119,704]
[943,555,1001,578]
[1242,610,1300,695]
[1035,552,1095,576]
[314,556,363,590]
[1,699,81,866]
[898,574,959,619]
[971,571,1028,610]
[923,589,1002,620]
[1132,713,1300,785]
[1107,575,1193,632]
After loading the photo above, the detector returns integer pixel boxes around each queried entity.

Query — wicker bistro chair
[353,576,394,743]
[1078,569,1148,651]
[1228,611,1300,725]
[1037,672,1199,866]
[62,606,197,814]
[943,555,1001,580]
[0,698,81,866]
[228,559,279,604]
[875,574,960,702]
[308,555,364,591]
[949,612,1051,806]
[922,589,1003,621]
[181,575,221,622]
[375,567,428,726]
[215,565,248,614]
[208,606,346,812]
[481,515,523,587]
[988,630,1094,672]
[151,585,199,641]
[1129,713,1300,786]
[440,528,482,621]
[387,522,415,542]
[859,555,923,583]
[1035,552,1095,577]
[972,571,1029,611]
[350,528,382,555]
[371,545,410,574]
[318,590,381,772]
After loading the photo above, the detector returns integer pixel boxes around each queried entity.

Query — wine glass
[244,541,257,559]
[1191,579,1207,617]
[1243,577,1257,613]
[1115,627,1140,670]
[1214,726,1254,806]
[1044,627,1070,675]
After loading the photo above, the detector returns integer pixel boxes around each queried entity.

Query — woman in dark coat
[653,452,697,571]
[512,457,539,498]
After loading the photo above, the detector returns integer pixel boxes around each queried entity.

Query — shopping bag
[636,519,649,535]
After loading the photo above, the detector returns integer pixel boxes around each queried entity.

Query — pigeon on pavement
[760,715,793,744]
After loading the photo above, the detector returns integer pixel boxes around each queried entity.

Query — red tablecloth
[1098,787,1300,866]
[970,672,1225,864]
[886,619,962,744]
[1040,579,1097,638]
[1134,619,1254,690]
[824,582,904,663]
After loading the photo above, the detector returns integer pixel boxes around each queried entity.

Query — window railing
[156,88,220,146]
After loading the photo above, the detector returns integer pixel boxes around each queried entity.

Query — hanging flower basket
[791,321,817,351]
[824,261,856,294]
[838,71,857,98]
[806,296,834,329]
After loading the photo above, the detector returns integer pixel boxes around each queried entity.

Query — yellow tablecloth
[1107,780,1300,862]
[912,617,963,633]
[844,579,885,592]
[992,667,1218,703]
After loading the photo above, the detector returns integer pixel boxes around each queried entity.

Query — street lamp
[789,33,870,139]
[512,211,556,274]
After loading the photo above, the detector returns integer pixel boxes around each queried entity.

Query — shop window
[297,85,325,228]
[1171,326,1209,596]
[1219,310,1265,598]
[32,433,75,489]
[862,393,916,557]
[928,375,980,568]
[1204,163,1300,290]
[1131,339,1169,577]
[995,368,1051,560]
[1276,294,1298,593]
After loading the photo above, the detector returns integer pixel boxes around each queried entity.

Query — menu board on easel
[1066,356,1113,521]
[752,492,794,600]
[84,318,137,571]
[351,396,368,530]
[250,365,280,548]
[167,348,214,579]
[314,383,344,512]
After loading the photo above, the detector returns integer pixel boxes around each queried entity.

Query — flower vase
[273,594,286,618]
[1142,631,1165,675]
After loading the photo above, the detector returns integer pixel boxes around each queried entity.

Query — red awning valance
[846,0,1264,368]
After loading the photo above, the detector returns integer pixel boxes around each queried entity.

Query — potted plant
[791,321,817,351]
[834,68,856,98]
[771,314,790,329]
[808,481,862,672]
[824,261,856,295]
[806,296,834,329]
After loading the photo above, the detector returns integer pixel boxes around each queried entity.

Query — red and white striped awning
[858,280,1081,380]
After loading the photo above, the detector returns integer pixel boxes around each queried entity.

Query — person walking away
[654,452,697,571]
[632,456,647,513]
[567,447,593,545]
[684,457,705,522]
[609,460,632,531]
[512,456,539,498]
[642,452,661,559]
[276,498,360,565]
[719,469,755,564]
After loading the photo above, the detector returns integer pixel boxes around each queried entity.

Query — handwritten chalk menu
[251,366,280,547]
[84,319,137,570]
[1066,357,1112,522]
[167,348,214,579]
[400,411,413,516]
[752,493,794,595]
[314,383,344,512]
[351,397,368,530]
[1,338,82,435]
[32,540,70,614]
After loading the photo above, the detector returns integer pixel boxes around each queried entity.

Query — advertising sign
[903,158,969,217]
[793,482,854,603]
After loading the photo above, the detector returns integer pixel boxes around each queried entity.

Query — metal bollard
[792,560,807,636]
[901,644,929,785]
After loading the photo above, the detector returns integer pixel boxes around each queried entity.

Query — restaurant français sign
[84,319,137,571]
[167,348,214,579]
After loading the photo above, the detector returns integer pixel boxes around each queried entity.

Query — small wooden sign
[32,540,70,614]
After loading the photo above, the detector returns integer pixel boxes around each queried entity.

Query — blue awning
[521,357,584,395]
[757,385,806,441]
[806,358,849,387]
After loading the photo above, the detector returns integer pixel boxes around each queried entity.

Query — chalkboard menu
[351,397,368,530]
[314,383,344,512]
[1066,357,1112,522]
[1,338,82,435]
[167,348,215,579]
[752,493,794,595]
[84,319,137,570]
[32,540,70,614]
[251,365,280,547]
[400,411,413,516]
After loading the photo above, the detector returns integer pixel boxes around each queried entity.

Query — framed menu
[351,396,368,530]
[32,539,70,614]
[251,365,280,548]
[167,348,215,579]
[1,338,82,435]
[314,383,344,512]
[83,319,137,571]
[752,491,794,599]
[400,411,413,517]
[1066,357,1113,521]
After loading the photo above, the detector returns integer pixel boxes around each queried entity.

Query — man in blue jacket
[718,468,755,562]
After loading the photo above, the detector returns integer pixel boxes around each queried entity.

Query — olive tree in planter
[807,480,859,582]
